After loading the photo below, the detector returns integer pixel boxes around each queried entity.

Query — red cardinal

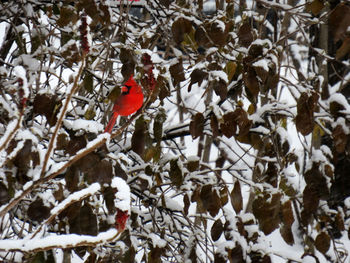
[104,75,144,133]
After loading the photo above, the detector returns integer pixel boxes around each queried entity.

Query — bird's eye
[122,85,131,94]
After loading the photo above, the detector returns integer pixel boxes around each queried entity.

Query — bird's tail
[104,112,118,133]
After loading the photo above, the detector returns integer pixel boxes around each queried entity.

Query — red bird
[104,75,144,133]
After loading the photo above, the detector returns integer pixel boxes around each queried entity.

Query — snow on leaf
[0,229,119,252]
[252,59,269,72]
[111,177,131,212]
[63,119,104,133]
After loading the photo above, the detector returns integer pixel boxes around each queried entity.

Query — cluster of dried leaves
[1,0,350,262]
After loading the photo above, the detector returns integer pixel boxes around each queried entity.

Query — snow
[164,196,182,211]
[332,117,349,133]
[14,66,29,97]
[329,93,350,113]
[187,155,200,162]
[111,177,131,212]
[210,70,228,83]
[302,255,318,263]
[63,119,104,134]
[0,1,348,263]
[0,96,15,118]
[0,229,119,252]
[50,183,101,216]
[215,20,225,32]
[0,120,18,148]
[264,229,305,262]
[253,59,269,72]
[15,129,39,144]
[149,233,167,248]
[15,55,40,72]
[203,0,216,13]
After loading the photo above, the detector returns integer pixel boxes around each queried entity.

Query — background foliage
[1,0,350,262]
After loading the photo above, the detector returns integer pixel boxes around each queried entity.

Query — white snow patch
[111,177,131,212]
[253,59,269,72]
[63,119,104,134]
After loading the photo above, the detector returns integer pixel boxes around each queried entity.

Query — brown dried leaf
[329,3,350,42]
[65,135,87,155]
[305,0,325,16]
[61,41,81,67]
[87,159,113,185]
[0,183,10,206]
[13,140,33,175]
[65,166,79,192]
[120,48,135,80]
[53,183,64,202]
[188,69,208,92]
[210,114,220,138]
[315,232,330,254]
[214,253,226,263]
[304,164,329,200]
[189,112,205,139]
[224,61,237,83]
[281,200,294,227]
[83,71,93,93]
[243,66,259,102]
[252,193,281,235]
[187,158,199,172]
[332,125,348,153]
[220,111,237,138]
[209,21,227,46]
[265,73,279,92]
[77,0,98,20]
[215,155,226,169]
[330,100,346,117]
[169,159,183,187]
[27,199,50,223]
[238,23,253,47]
[157,76,170,102]
[103,187,116,214]
[335,212,345,232]
[265,162,278,187]
[248,44,263,57]
[211,219,223,241]
[148,246,165,263]
[169,58,186,85]
[220,186,229,206]
[76,153,100,173]
[159,0,172,8]
[194,26,210,48]
[280,224,294,245]
[211,79,228,101]
[113,162,127,182]
[336,36,350,60]
[295,92,319,136]
[231,181,243,214]
[172,18,192,44]
[183,194,190,216]
[33,93,62,126]
[57,6,78,27]
[98,2,111,26]
[154,110,166,143]
[303,184,319,220]
[56,133,69,150]
[254,64,268,84]
[227,245,244,263]
[69,203,98,236]
[132,117,146,157]
[200,185,221,217]
[233,108,252,137]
